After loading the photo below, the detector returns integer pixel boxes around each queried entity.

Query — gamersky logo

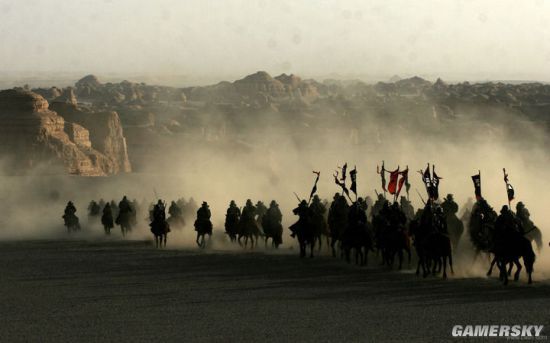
[452,325,545,339]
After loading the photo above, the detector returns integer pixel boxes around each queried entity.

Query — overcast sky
[1,0,549,83]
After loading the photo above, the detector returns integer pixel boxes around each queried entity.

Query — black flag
[471,172,481,201]
[309,171,320,201]
[503,168,514,202]
[340,163,347,183]
[350,166,357,195]
[334,170,349,198]
[420,165,432,199]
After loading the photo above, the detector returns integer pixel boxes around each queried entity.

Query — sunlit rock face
[0,89,130,176]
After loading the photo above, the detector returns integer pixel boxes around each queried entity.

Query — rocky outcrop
[0,89,115,175]
[50,101,132,174]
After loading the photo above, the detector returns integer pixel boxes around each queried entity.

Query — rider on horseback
[225,200,241,241]
[116,196,133,234]
[63,201,80,232]
[150,200,170,247]
[399,196,414,223]
[101,202,114,235]
[262,200,283,248]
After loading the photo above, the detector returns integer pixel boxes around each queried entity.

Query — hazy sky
[1,0,549,83]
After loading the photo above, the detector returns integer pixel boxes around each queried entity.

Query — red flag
[387,167,400,195]
[396,168,408,197]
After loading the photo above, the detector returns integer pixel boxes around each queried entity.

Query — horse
[151,220,170,248]
[290,220,315,258]
[446,214,464,251]
[238,221,260,249]
[419,231,454,279]
[342,222,374,266]
[262,216,283,249]
[63,214,81,233]
[494,233,535,285]
[380,228,411,270]
[117,211,133,237]
[194,218,212,249]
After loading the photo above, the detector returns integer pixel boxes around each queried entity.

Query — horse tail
[534,228,543,253]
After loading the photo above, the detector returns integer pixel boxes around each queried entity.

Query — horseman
[310,195,328,247]
[495,205,523,236]
[372,193,388,218]
[516,202,534,233]
[328,193,349,255]
[388,202,407,232]
[441,194,463,249]
[101,203,114,235]
[290,199,314,257]
[441,194,459,217]
[433,207,448,235]
[255,201,268,231]
[150,200,170,247]
[399,196,414,223]
[116,196,134,234]
[168,200,185,229]
[225,200,241,241]
[239,200,258,241]
[342,199,370,264]
[262,200,283,247]
[194,201,213,237]
[516,201,543,251]
[63,201,80,231]
[88,200,100,218]
[468,198,497,253]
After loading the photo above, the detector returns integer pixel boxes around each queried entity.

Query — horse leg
[449,253,454,275]
[398,249,403,270]
[196,233,201,247]
[513,259,522,281]
[507,262,514,277]
[442,256,447,279]
[487,256,497,276]
[164,234,167,248]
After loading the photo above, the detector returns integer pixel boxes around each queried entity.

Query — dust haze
[1,88,549,279]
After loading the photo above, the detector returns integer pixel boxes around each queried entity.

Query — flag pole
[382,161,386,200]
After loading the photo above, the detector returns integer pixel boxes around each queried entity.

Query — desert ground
[0,238,548,342]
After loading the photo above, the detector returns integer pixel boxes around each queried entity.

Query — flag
[397,168,408,197]
[507,183,515,202]
[340,163,347,183]
[309,171,320,200]
[421,165,432,198]
[503,168,514,202]
[377,162,387,192]
[471,172,481,201]
[387,167,400,195]
[432,165,442,200]
[404,167,411,197]
[334,171,349,197]
[349,167,357,195]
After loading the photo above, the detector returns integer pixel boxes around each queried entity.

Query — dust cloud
[0,94,548,281]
